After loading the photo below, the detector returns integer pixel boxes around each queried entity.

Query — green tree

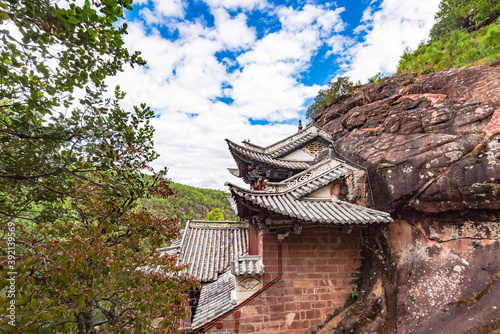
[0,1,195,333]
[306,76,353,120]
[368,72,384,83]
[398,18,500,74]
[137,181,236,224]
[430,0,500,40]
[203,208,225,221]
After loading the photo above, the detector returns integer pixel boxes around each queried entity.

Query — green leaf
[0,1,195,332]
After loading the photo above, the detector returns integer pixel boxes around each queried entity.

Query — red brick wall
[206,226,362,334]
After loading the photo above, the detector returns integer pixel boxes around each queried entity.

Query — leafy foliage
[138,181,235,225]
[203,208,226,221]
[398,0,500,75]
[368,72,384,83]
[430,0,500,40]
[0,1,195,333]
[398,19,500,74]
[306,76,353,120]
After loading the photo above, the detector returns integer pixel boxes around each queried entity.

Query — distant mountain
[137,181,236,225]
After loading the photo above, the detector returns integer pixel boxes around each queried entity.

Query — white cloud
[202,0,268,11]
[211,9,256,50]
[277,4,345,35]
[138,7,166,25]
[136,0,185,25]
[107,2,347,189]
[230,5,345,121]
[339,0,440,82]
[154,0,185,18]
[325,34,355,57]
[229,61,321,121]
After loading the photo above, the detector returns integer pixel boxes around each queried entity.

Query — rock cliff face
[313,65,500,333]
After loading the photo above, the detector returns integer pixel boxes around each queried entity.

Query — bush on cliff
[398,0,500,74]
[430,0,500,40]
[398,19,500,74]
[306,76,353,120]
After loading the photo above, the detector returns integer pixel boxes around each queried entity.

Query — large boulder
[313,65,500,333]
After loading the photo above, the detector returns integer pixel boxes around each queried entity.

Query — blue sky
[107,0,441,189]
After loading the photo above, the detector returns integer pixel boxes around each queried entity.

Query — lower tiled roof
[157,238,181,257]
[232,255,264,277]
[191,271,237,329]
[231,187,393,225]
[177,221,249,283]
[155,222,265,329]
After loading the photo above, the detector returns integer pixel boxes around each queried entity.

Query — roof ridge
[276,158,346,183]
[226,125,332,155]
[226,139,311,170]
[190,220,245,224]
[189,225,247,230]
[261,124,332,154]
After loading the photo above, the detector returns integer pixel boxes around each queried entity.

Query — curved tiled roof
[191,271,236,329]
[177,221,249,283]
[230,189,392,225]
[226,139,311,170]
[226,125,334,172]
[226,159,393,225]
[238,124,332,157]
[232,255,264,277]
[154,221,265,329]
[172,221,265,329]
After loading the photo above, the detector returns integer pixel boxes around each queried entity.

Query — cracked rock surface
[313,65,500,333]
[316,65,500,215]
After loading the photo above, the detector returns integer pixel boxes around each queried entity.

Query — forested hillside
[137,181,236,224]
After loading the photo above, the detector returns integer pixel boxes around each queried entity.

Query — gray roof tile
[156,238,181,257]
[239,125,332,157]
[177,221,249,283]
[226,159,393,225]
[226,125,333,171]
[232,255,264,276]
[191,271,237,329]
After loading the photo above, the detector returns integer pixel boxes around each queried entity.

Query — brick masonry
[206,226,362,334]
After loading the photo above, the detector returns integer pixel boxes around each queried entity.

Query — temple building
[225,123,334,189]
[168,124,393,333]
